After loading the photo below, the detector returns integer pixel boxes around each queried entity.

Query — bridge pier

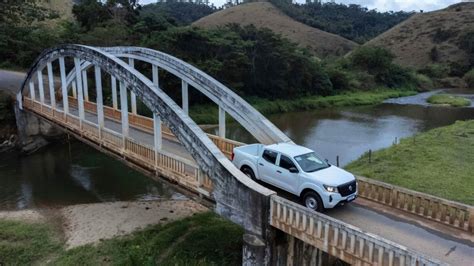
[14,104,63,153]
[242,234,267,265]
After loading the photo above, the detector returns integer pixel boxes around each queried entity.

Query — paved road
[0,70,25,95]
[3,70,474,265]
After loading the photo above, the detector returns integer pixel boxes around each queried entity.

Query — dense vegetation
[0,212,243,265]
[346,120,474,205]
[0,0,426,106]
[269,0,413,43]
[140,1,217,26]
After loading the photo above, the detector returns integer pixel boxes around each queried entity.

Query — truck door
[276,155,299,194]
[258,149,279,185]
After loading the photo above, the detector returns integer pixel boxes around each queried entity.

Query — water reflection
[0,141,178,210]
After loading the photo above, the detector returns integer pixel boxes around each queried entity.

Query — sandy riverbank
[0,199,208,249]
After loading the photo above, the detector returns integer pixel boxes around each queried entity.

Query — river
[1,90,474,209]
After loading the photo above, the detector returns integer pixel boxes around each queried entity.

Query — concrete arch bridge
[16,45,473,265]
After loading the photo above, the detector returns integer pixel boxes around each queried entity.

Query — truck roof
[265,142,314,157]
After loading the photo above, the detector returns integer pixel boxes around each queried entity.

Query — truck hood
[307,165,355,186]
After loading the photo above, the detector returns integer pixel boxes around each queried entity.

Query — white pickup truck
[232,143,357,211]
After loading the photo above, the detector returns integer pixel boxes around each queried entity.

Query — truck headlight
[323,185,338,193]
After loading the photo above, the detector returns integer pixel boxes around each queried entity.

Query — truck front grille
[338,180,357,197]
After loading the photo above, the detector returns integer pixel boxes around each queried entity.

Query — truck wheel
[303,191,323,212]
[241,167,256,181]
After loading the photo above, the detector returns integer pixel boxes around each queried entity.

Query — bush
[327,67,352,91]
[419,64,450,79]
[464,69,474,88]
[375,64,414,88]
[414,73,434,91]
[350,46,395,73]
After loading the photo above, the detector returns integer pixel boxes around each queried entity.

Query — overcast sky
[139,0,462,12]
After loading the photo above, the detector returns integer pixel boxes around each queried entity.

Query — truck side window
[262,150,278,164]
[279,155,296,170]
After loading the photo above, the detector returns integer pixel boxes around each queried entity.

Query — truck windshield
[294,152,329,173]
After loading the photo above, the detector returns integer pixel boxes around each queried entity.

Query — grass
[0,220,62,265]
[0,212,243,265]
[426,94,471,107]
[346,120,474,205]
[190,88,417,124]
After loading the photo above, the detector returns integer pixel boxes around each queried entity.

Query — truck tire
[241,166,256,181]
[303,191,323,212]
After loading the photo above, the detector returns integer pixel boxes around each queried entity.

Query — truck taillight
[231,152,234,161]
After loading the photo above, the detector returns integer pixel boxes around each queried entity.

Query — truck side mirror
[289,167,299,173]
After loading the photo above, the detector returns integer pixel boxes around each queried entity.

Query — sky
[139,0,462,12]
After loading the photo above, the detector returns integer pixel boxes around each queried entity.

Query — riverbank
[191,89,417,124]
[0,200,243,265]
[346,120,474,205]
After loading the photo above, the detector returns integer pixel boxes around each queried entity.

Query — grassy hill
[366,2,474,70]
[193,2,358,57]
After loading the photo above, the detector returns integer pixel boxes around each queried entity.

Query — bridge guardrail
[68,96,243,158]
[270,195,446,266]
[357,176,474,233]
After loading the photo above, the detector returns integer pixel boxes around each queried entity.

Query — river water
[1,90,473,209]
[0,142,182,210]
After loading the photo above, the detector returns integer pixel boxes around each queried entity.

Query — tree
[72,0,111,30]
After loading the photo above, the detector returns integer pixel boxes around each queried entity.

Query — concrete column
[29,81,35,100]
[242,234,267,266]
[74,58,85,123]
[59,57,69,114]
[71,82,77,98]
[182,80,188,115]
[16,92,23,110]
[153,113,162,151]
[37,70,45,104]
[82,70,89,102]
[119,82,129,138]
[152,65,159,89]
[95,66,104,136]
[111,76,118,109]
[131,91,137,114]
[129,58,137,114]
[219,106,226,138]
[46,62,56,109]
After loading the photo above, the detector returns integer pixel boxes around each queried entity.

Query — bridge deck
[59,101,474,265]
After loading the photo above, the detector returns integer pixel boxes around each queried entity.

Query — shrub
[375,64,414,88]
[464,69,474,88]
[350,46,395,73]
[414,74,434,91]
[419,64,450,79]
[327,68,352,91]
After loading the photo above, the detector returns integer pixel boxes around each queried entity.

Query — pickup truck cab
[232,143,357,212]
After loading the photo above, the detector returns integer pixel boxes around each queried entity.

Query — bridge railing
[270,195,445,266]
[68,97,243,158]
[23,96,213,198]
[357,176,474,233]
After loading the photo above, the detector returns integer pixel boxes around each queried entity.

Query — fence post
[390,188,399,208]
[468,207,474,233]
